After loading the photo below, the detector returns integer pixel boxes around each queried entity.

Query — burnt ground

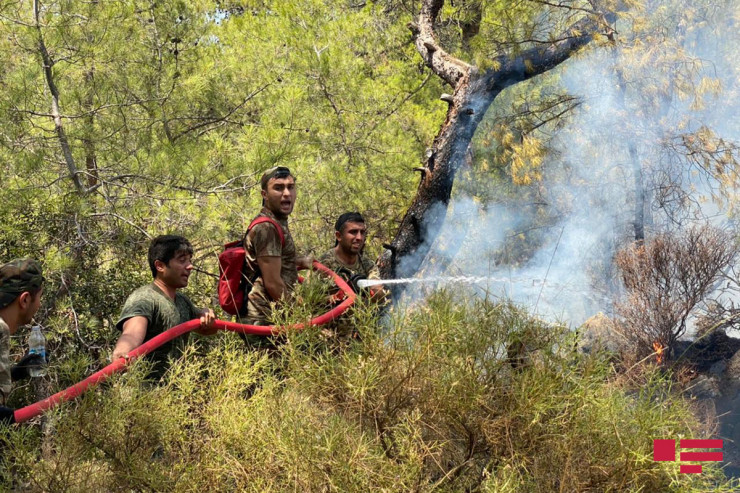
[674,331,740,478]
[674,331,740,373]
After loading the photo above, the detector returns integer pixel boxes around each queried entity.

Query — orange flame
[653,341,664,364]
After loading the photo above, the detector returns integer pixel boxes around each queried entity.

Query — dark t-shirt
[116,283,200,378]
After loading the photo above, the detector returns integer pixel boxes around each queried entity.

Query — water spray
[359,276,573,289]
[357,276,611,307]
[358,276,496,288]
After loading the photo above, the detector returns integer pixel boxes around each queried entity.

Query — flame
[653,341,664,364]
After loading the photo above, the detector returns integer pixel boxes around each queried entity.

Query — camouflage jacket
[319,249,378,284]
[0,316,11,405]
[244,207,297,325]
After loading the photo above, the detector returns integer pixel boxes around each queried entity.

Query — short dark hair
[147,235,193,278]
[260,166,295,206]
[260,166,294,190]
[0,258,44,309]
[334,212,365,233]
[334,212,366,247]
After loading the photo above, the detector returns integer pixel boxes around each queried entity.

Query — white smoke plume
[404,1,740,328]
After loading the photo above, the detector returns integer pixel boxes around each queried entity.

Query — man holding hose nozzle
[0,258,45,425]
[318,212,387,341]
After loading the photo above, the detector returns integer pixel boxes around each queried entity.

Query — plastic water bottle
[28,325,47,377]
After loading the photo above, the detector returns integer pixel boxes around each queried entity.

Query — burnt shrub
[614,224,737,361]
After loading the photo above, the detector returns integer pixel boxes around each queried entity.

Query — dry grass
[1,288,736,491]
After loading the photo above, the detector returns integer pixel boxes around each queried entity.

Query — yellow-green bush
[1,290,735,492]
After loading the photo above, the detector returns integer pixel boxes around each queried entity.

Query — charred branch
[380,1,615,280]
[413,167,429,179]
[413,0,471,88]
[493,12,614,87]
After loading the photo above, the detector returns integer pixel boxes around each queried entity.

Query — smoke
[403,0,740,328]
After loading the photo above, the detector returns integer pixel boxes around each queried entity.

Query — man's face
[262,176,296,217]
[19,288,43,326]
[336,221,367,256]
[156,250,193,289]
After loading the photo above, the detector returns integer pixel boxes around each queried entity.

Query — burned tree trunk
[386,73,500,278]
[613,60,646,243]
[379,0,614,279]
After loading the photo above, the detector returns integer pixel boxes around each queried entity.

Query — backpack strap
[231,217,285,319]
[246,216,285,248]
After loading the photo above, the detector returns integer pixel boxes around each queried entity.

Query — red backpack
[218,216,285,316]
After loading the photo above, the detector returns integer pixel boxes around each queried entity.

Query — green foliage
[2,293,733,491]
[0,0,441,359]
[1,0,738,489]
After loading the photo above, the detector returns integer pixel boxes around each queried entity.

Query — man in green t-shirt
[112,235,216,379]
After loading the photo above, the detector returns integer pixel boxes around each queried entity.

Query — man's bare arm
[257,256,287,300]
[112,316,148,359]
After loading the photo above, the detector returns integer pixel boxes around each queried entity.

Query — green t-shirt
[116,283,200,378]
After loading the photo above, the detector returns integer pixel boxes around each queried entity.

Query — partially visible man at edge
[112,235,216,379]
[0,258,45,425]
[241,166,312,329]
[319,212,386,302]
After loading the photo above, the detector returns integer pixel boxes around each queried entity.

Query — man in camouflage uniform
[0,258,45,425]
[319,212,385,299]
[242,166,312,328]
[318,212,387,340]
[111,235,216,380]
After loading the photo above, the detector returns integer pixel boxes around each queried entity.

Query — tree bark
[379,0,613,279]
[612,58,645,243]
[83,68,99,188]
[34,0,87,194]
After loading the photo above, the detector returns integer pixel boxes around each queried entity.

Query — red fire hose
[13,261,356,424]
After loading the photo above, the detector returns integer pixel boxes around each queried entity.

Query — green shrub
[1,291,735,492]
